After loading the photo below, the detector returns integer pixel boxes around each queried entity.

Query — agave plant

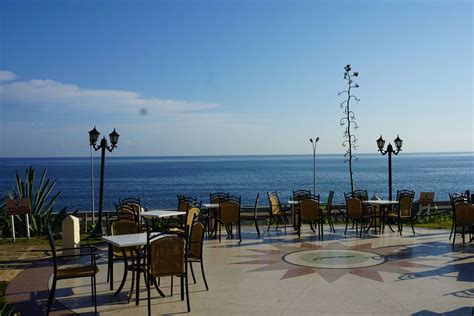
[6,166,75,237]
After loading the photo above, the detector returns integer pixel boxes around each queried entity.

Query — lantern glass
[109,129,120,146]
[88,126,100,145]
[376,135,385,150]
[394,135,403,150]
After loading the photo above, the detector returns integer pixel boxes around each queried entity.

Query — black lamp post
[88,126,119,235]
[376,135,403,201]
[309,137,320,194]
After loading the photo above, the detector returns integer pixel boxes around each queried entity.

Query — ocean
[0,153,472,211]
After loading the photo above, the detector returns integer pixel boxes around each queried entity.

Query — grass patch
[415,221,452,230]
[0,236,104,246]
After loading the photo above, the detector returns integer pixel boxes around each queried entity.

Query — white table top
[202,203,219,208]
[139,210,185,219]
[362,200,399,205]
[102,233,147,247]
[287,200,299,205]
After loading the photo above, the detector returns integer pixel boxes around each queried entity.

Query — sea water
[0,153,472,211]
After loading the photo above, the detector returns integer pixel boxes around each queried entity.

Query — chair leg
[399,218,403,236]
[218,221,221,243]
[46,278,56,315]
[462,226,465,244]
[410,218,416,235]
[93,273,97,314]
[171,276,174,296]
[128,258,135,303]
[344,218,349,235]
[180,275,184,301]
[254,217,260,236]
[452,224,456,245]
[238,220,242,242]
[185,272,190,313]
[200,259,209,291]
[189,262,196,284]
[449,220,455,240]
[267,216,272,232]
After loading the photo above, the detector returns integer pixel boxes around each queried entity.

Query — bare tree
[338,64,360,193]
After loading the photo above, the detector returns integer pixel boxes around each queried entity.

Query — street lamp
[88,126,119,235]
[376,134,403,201]
[309,137,320,194]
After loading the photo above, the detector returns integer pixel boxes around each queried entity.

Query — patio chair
[321,191,336,233]
[449,193,465,240]
[208,192,229,236]
[451,199,474,245]
[217,195,242,242]
[344,192,372,237]
[46,225,98,315]
[292,190,312,229]
[240,193,268,237]
[384,190,415,236]
[187,214,209,290]
[169,206,201,235]
[146,233,189,315]
[267,191,289,234]
[297,194,322,239]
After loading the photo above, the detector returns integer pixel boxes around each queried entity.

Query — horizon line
[1,151,473,160]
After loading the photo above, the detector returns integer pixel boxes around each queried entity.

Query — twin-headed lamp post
[88,126,119,235]
[376,135,403,202]
[309,137,320,194]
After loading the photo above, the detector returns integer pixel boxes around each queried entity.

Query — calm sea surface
[0,153,472,211]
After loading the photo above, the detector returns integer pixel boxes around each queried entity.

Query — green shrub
[4,166,76,237]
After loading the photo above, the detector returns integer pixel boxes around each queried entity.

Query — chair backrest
[325,191,335,215]
[148,234,186,278]
[293,190,311,201]
[267,191,283,215]
[210,192,229,204]
[453,200,474,225]
[418,192,435,207]
[110,219,138,257]
[397,190,415,217]
[253,193,260,218]
[188,214,207,260]
[185,207,201,228]
[345,192,362,217]
[353,190,369,201]
[219,196,241,223]
[299,194,320,220]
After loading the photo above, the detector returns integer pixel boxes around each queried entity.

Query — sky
[0,0,472,157]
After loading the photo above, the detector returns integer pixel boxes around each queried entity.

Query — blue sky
[0,0,472,157]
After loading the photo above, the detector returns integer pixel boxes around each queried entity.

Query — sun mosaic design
[231,241,436,283]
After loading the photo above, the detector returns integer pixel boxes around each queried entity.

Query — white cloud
[0,70,17,81]
[0,75,218,114]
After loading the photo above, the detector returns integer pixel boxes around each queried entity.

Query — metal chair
[297,194,322,239]
[451,197,474,245]
[46,225,98,315]
[146,233,189,315]
[385,190,415,236]
[187,214,209,290]
[344,192,372,237]
[267,191,289,234]
[321,191,336,233]
[217,195,242,242]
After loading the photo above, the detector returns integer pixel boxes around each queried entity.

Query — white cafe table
[139,209,186,219]
[362,200,399,234]
[103,210,184,305]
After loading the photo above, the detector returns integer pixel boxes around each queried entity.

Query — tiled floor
[7,225,474,315]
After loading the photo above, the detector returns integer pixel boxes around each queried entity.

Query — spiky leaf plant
[6,166,75,237]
